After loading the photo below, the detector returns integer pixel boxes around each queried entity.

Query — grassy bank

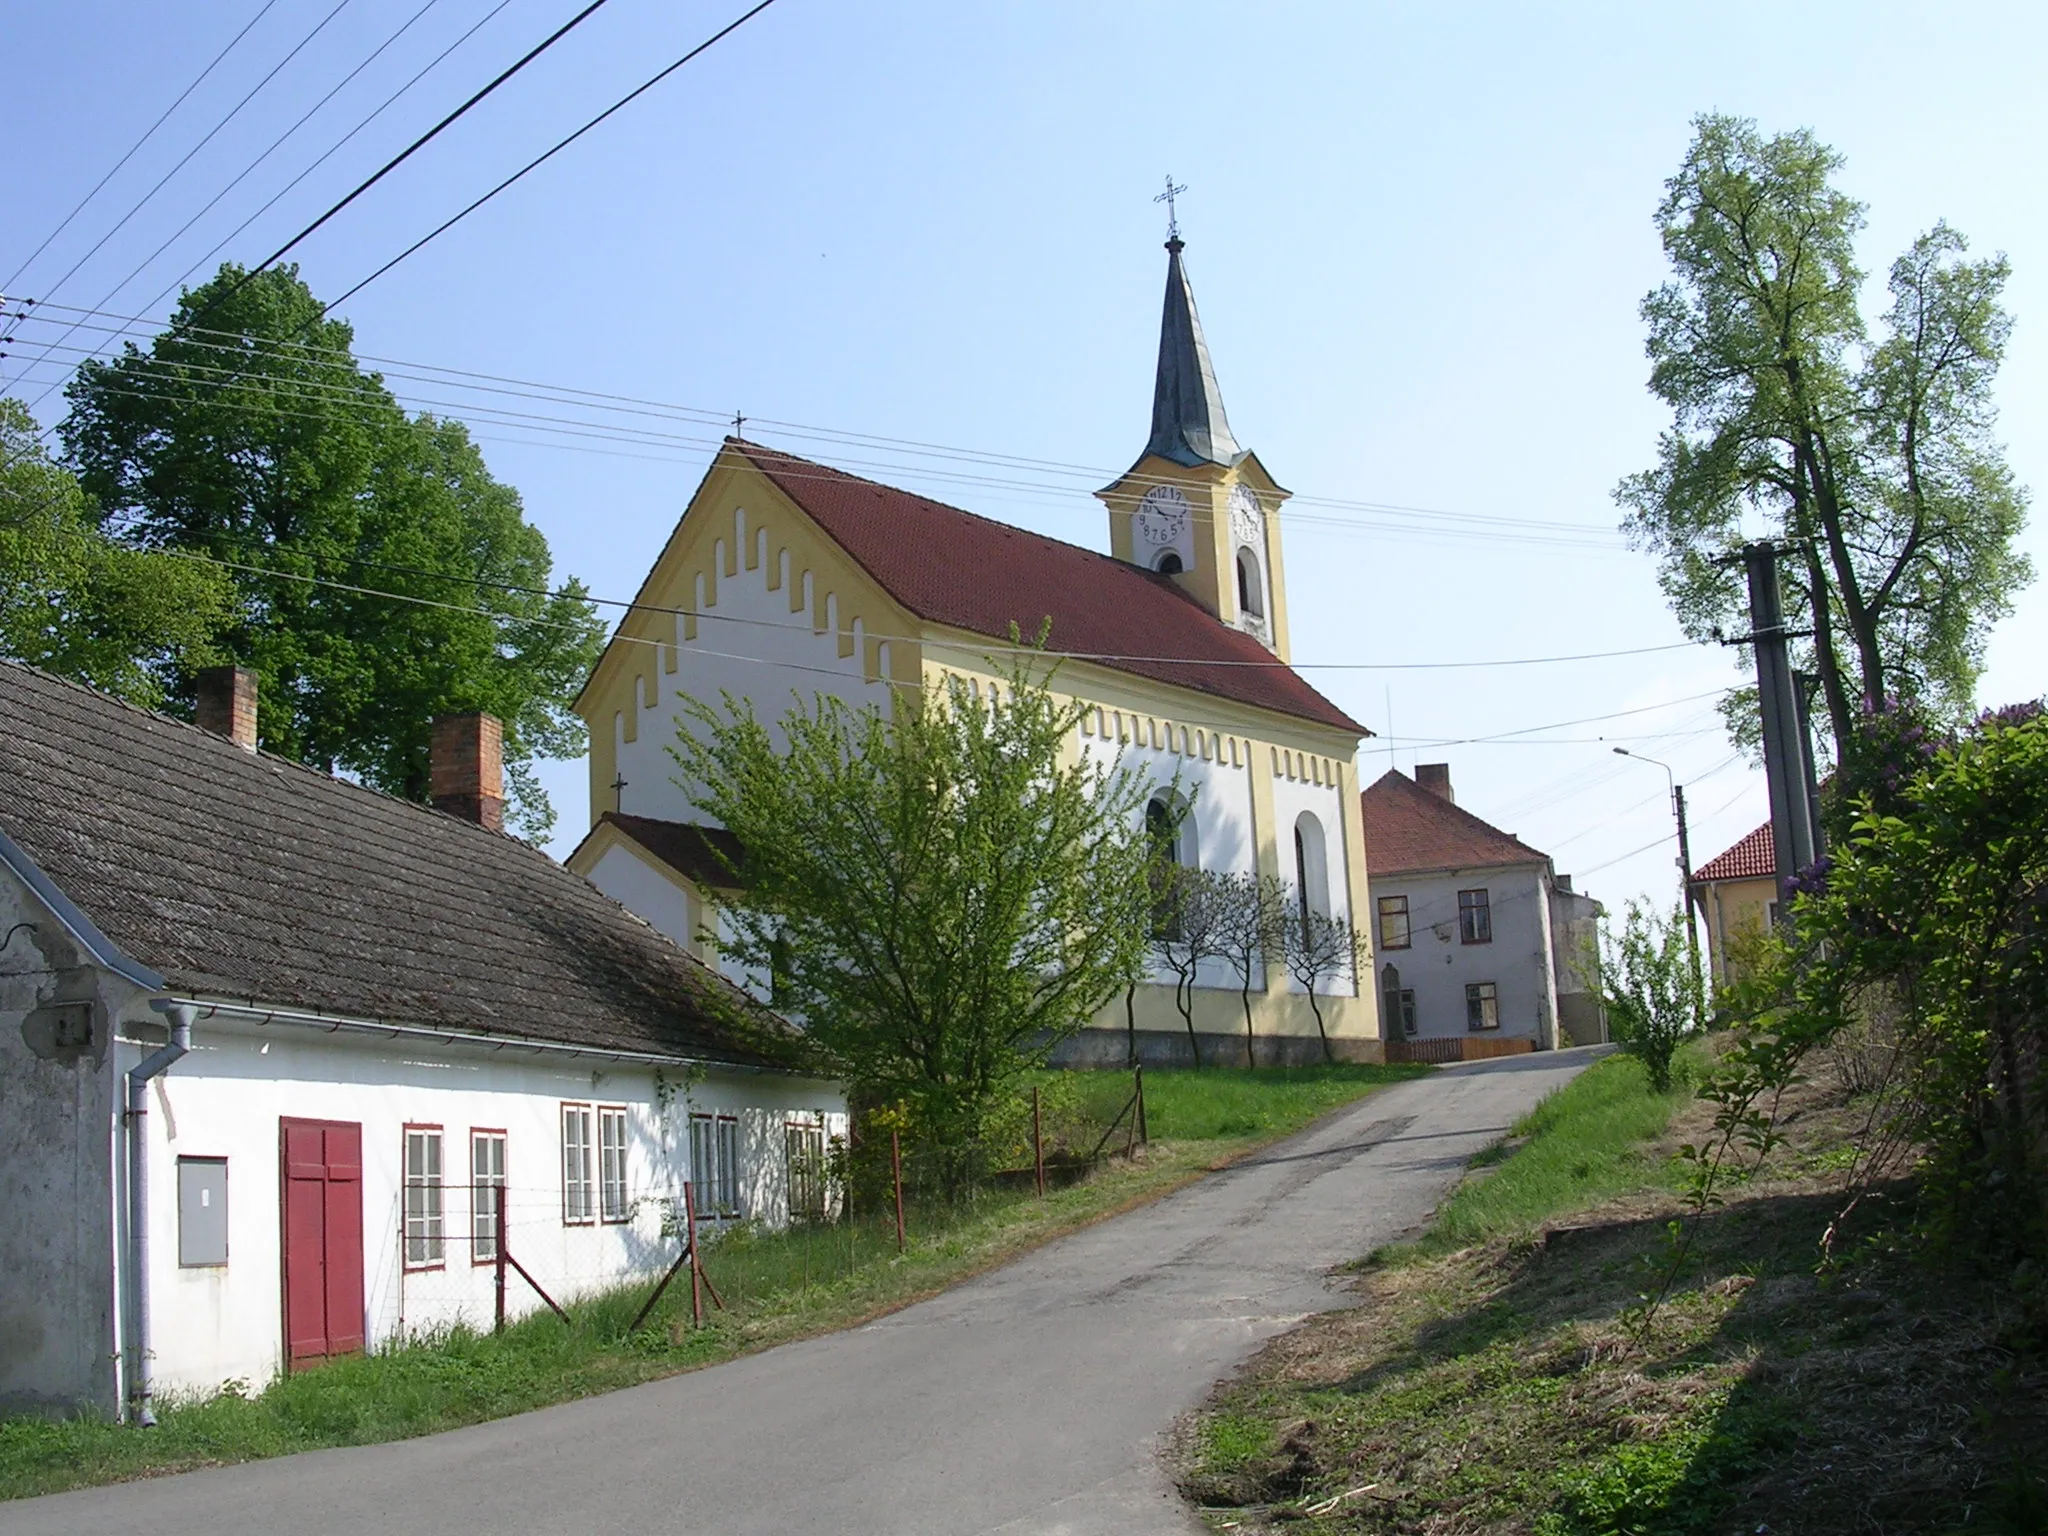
[1178,1049,2048,1534]
[0,1061,1423,1503]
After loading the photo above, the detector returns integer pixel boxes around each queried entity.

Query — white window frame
[471,1129,506,1264]
[786,1118,828,1223]
[403,1126,445,1269]
[598,1106,630,1224]
[690,1111,743,1218]
[561,1103,595,1225]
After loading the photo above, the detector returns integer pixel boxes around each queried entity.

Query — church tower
[1099,233,1292,660]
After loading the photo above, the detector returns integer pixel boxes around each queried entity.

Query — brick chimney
[430,713,504,832]
[1415,762,1455,804]
[195,666,259,751]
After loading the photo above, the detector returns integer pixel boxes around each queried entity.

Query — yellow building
[568,236,1381,1064]
[1692,821,1780,989]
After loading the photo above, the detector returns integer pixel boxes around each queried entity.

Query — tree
[1599,900,1704,1093]
[60,264,604,836]
[1,398,232,705]
[1282,901,1365,1066]
[1618,115,2030,763]
[667,658,1159,1191]
[1211,871,1290,1068]
[1151,866,1228,1070]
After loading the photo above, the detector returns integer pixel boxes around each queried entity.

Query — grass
[0,1060,1421,1503]
[1175,1045,2048,1534]
[1408,1050,1696,1255]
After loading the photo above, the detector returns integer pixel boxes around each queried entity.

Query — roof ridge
[728,436,1198,587]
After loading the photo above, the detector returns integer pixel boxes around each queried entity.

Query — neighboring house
[569,235,1380,1066]
[1693,820,1779,987]
[1360,764,1606,1056]
[0,662,843,1422]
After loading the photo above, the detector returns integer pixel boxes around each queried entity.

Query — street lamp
[1611,747,1705,1010]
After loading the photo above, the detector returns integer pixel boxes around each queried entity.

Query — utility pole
[1742,543,1818,915]
[1612,747,1704,1012]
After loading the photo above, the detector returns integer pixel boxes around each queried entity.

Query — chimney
[430,713,504,832]
[195,667,259,751]
[1415,762,1454,803]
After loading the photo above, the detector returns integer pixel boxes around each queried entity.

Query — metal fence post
[891,1127,906,1253]
[684,1179,703,1328]
[494,1195,507,1334]
[1032,1085,1045,1198]
[1135,1064,1148,1146]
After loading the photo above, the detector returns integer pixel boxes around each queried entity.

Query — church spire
[1141,236,1241,470]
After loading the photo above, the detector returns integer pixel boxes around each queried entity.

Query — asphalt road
[5,1049,1599,1536]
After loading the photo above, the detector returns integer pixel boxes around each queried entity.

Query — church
[568,235,1384,1064]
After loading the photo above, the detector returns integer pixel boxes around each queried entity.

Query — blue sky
[6,0,2044,911]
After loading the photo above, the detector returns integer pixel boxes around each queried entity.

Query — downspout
[126,999,193,1427]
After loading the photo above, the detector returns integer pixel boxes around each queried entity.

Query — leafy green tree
[1599,900,1703,1093]
[1619,115,2030,762]
[1,398,232,705]
[668,659,1159,1191]
[60,264,603,835]
[1766,702,2048,1258]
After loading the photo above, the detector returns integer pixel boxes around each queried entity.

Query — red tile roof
[589,812,743,889]
[728,440,1366,736]
[1360,769,1550,876]
[1695,821,1774,882]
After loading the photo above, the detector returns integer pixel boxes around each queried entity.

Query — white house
[567,234,1381,1065]
[0,661,843,1422]
[1360,764,1606,1058]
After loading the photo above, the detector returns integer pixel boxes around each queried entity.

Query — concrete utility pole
[1742,543,1818,915]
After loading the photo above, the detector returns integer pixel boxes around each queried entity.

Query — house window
[1458,888,1493,944]
[177,1156,229,1268]
[471,1130,506,1263]
[561,1103,595,1225]
[787,1119,828,1222]
[403,1127,444,1268]
[598,1107,630,1223]
[1466,982,1500,1032]
[690,1112,742,1218]
[1377,895,1411,950]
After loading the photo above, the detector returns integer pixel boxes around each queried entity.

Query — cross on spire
[1154,176,1187,243]
[732,409,746,439]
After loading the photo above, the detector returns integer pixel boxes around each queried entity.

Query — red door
[281,1118,365,1365]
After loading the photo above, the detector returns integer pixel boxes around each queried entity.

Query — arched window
[1146,794,1198,939]
[1236,547,1264,617]
[1293,811,1331,935]
[1155,550,1184,575]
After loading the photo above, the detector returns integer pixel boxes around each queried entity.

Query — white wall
[126,1016,843,1400]
[1370,864,1555,1045]
[611,505,890,830]
[585,841,697,952]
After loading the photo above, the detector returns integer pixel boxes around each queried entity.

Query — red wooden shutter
[321,1123,365,1353]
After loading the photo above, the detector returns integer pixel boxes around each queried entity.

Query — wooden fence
[1384,1036,1537,1065]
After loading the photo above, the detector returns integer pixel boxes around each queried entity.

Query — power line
[235,0,621,296]
[0,0,285,294]
[4,303,1629,548]
[1,0,362,397]
[323,0,785,312]
[10,0,453,411]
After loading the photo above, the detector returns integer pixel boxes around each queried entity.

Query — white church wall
[609,503,891,830]
[583,842,696,953]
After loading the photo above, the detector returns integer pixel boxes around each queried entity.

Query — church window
[1155,550,1184,576]
[1236,548,1264,618]
[1293,813,1331,932]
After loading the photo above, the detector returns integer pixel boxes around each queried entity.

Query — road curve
[3,1049,1600,1536]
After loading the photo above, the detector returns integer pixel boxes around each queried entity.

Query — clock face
[1134,485,1191,547]
[1228,485,1264,546]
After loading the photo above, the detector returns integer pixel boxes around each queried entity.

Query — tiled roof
[728,440,1367,736]
[0,661,800,1069]
[1695,821,1775,883]
[588,813,743,889]
[1359,769,1550,877]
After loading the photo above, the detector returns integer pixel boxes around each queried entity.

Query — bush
[1600,901,1704,1092]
